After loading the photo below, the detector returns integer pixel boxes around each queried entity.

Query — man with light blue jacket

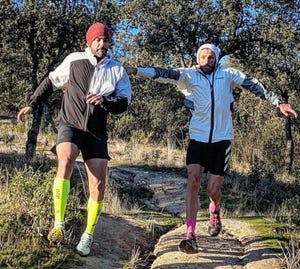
[125,43,297,254]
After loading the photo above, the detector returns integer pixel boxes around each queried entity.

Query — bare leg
[85,158,108,201]
[178,164,204,254]
[56,142,80,178]
[48,142,80,243]
[75,158,108,256]
[207,174,224,206]
[207,173,224,236]
[186,164,204,221]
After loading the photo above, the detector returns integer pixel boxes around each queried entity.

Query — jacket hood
[196,44,221,65]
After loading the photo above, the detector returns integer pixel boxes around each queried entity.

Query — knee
[187,173,201,192]
[97,179,106,193]
[58,158,75,174]
[90,178,106,197]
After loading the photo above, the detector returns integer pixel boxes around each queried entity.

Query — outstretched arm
[125,65,192,110]
[125,66,180,80]
[237,74,297,118]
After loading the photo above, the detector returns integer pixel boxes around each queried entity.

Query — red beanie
[86,22,112,46]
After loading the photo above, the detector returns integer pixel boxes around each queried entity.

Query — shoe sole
[75,248,90,257]
[178,245,199,254]
[208,230,221,236]
[47,227,64,243]
[178,240,199,254]
[208,225,222,237]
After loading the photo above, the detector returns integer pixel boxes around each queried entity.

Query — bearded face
[198,49,216,74]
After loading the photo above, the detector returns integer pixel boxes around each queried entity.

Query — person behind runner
[125,43,298,254]
[17,22,132,256]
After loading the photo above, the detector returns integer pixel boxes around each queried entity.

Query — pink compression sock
[210,203,221,212]
[186,219,196,239]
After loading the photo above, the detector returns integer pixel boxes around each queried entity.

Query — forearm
[241,74,282,106]
[136,67,156,78]
[28,77,54,109]
[136,67,180,80]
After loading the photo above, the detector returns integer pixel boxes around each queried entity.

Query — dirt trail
[68,166,282,269]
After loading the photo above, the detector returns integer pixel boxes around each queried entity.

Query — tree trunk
[284,117,294,174]
[41,103,57,134]
[25,105,43,159]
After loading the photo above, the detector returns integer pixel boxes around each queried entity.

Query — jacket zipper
[197,69,216,143]
[208,72,215,143]
[83,63,100,131]
[83,101,90,132]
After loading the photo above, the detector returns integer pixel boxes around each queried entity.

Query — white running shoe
[76,232,93,256]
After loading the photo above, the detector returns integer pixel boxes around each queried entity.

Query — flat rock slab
[151,219,281,269]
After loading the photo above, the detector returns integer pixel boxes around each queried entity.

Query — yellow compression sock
[85,198,104,234]
[53,178,70,225]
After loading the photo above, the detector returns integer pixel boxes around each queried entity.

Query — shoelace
[189,237,198,249]
[210,211,220,226]
[187,232,195,240]
[81,235,93,247]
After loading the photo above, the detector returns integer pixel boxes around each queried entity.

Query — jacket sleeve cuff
[102,96,129,115]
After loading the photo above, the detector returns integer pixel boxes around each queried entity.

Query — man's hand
[279,103,298,118]
[86,93,103,106]
[17,106,33,123]
[124,66,137,76]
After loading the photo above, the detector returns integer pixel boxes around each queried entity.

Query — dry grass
[108,139,185,168]
[279,236,300,269]
[122,245,144,269]
[1,119,299,268]
[103,186,141,216]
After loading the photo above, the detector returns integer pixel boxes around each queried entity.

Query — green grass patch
[0,158,85,268]
[239,216,288,251]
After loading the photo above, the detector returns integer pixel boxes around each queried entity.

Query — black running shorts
[56,125,110,161]
[186,139,231,176]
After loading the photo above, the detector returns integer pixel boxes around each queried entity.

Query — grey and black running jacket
[28,47,132,137]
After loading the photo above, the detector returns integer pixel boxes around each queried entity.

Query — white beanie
[196,44,221,64]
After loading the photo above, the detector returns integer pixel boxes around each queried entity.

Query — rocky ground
[68,165,282,269]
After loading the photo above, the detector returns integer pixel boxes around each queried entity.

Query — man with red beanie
[17,22,132,256]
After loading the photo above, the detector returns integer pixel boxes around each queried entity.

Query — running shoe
[47,222,65,243]
[178,234,198,254]
[76,232,93,256]
[208,204,222,236]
